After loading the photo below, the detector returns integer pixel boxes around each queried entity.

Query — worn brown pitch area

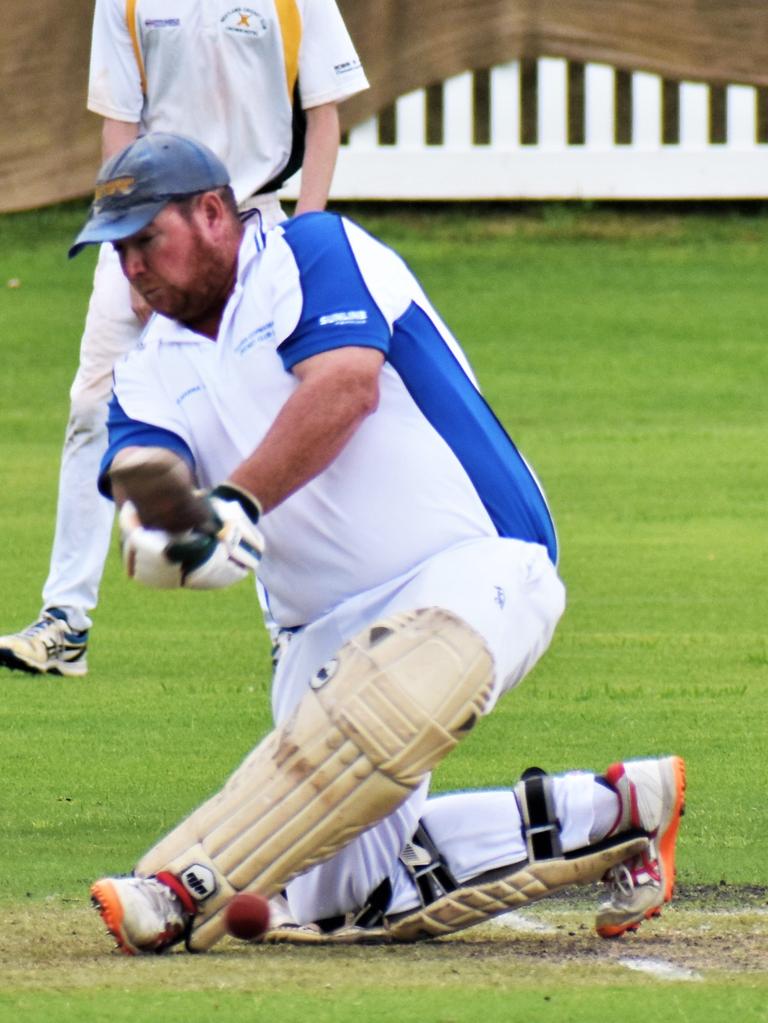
[1,887,766,990]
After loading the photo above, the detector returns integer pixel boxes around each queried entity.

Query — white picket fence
[283,58,768,200]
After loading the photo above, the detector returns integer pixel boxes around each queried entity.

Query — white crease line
[617,957,703,982]
[487,914,559,935]
[695,907,768,917]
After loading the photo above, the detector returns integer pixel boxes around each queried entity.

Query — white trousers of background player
[41,197,284,632]
[273,536,567,924]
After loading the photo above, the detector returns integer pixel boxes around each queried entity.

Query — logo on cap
[94,176,136,203]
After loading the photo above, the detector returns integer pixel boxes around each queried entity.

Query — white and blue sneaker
[0,609,88,677]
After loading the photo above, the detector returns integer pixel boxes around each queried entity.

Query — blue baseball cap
[69,132,230,257]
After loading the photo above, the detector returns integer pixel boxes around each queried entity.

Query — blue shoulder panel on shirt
[98,394,195,499]
[277,213,391,369]
[389,304,558,564]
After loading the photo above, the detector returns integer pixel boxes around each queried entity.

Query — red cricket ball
[224,891,271,941]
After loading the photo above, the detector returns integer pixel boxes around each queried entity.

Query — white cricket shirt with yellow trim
[87,0,368,200]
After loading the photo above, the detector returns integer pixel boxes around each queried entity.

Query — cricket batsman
[68,133,685,953]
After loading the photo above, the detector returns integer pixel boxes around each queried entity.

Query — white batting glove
[119,502,186,588]
[118,484,264,590]
[167,485,264,589]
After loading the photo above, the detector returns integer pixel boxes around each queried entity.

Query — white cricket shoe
[91,876,191,954]
[0,609,88,677]
[595,755,686,938]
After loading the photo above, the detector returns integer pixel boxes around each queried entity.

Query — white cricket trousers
[271,536,569,923]
[41,196,284,631]
[385,775,601,915]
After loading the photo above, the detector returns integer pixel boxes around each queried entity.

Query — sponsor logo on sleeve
[145,18,180,27]
[334,59,363,76]
[318,310,368,327]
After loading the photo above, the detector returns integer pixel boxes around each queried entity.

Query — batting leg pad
[299,833,651,945]
[136,607,494,951]
[384,833,650,942]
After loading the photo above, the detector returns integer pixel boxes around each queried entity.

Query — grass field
[1,202,767,1020]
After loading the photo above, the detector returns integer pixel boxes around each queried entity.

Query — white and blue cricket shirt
[101,213,558,627]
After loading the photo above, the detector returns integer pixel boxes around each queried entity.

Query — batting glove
[119,483,264,590]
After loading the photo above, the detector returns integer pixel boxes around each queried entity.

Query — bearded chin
[151,229,235,331]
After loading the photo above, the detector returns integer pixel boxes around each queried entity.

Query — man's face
[113,199,233,327]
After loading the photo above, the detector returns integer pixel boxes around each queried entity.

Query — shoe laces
[605,845,661,896]
[604,862,637,899]
[22,613,64,638]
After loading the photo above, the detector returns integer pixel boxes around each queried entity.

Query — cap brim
[68,199,169,258]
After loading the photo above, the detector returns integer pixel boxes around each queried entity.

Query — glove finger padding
[119,501,185,588]
[118,495,264,590]
[165,494,264,590]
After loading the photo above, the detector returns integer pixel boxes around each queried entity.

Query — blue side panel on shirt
[389,304,558,563]
[277,213,391,369]
[97,394,195,499]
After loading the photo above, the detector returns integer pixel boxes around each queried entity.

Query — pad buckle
[514,767,564,861]
[400,826,458,907]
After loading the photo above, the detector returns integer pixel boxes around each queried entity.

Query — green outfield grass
[1,202,766,1019]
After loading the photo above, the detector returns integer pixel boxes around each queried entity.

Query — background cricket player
[0,0,368,676]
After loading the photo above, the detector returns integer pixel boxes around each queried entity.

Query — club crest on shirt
[221,7,268,36]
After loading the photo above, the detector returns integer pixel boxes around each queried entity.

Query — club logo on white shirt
[221,7,268,36]
[176,385,205,406]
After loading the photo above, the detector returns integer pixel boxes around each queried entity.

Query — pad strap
[400,821,460,908]
[513,767,563,861]
[350,878,393,929]
[350,819,459,930]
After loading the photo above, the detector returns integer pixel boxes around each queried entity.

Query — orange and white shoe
[595,755,686,938]
[91,875,193,954]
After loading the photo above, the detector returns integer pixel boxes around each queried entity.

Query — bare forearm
[229,348,383,512]
[108,446,207,531]
[229,405,353,512]
[294,103,340,214]
[101,119,154,321]
[109,352,383,520]
[102,118,139,161]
